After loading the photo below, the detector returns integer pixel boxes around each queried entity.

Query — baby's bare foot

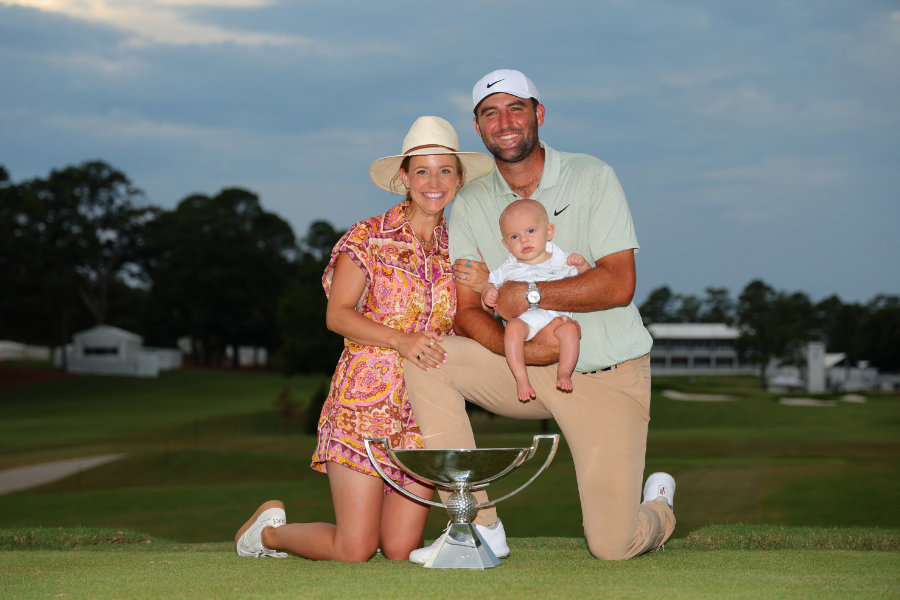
[556,374,573,392]
[517,380,536,402]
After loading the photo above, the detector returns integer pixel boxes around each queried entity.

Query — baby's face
[500,206,554,265]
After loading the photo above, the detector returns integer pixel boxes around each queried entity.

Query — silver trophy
[364,434,559,569]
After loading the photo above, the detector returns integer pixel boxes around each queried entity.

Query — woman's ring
[465,261,471,267]
[461,273,467,280]
[417,353,423,360]
[428,339,435,347]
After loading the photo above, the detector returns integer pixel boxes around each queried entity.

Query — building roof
[646,323,739,340]
[825,352,847,369]
[73,325,143,342]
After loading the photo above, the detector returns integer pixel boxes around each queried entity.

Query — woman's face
[399,154,461,217]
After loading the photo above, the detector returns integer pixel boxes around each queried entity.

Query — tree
[812,295,865,358]
[775,291,816,369]
[44,161,153,325]
[735,280,814,388]
[142,188,296,366]
[858,295,900,372]
[0,167,79,348]
[639,286,677,324]
[276,221,344,375]
[0,161,150,352]
[699,287,734,324]
[674,294,702,322]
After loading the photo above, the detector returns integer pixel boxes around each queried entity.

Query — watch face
[527,289,540,303]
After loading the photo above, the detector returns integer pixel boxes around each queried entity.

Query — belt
[582,353,648,375]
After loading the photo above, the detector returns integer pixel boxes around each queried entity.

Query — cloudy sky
[2,0,898,305]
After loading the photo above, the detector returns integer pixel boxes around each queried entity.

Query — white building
[0,341,51,361]
[54,325,182,377]
[648,323,887,392]
[647,323,755,374]
[176,336,268,368]
[768,350,881,393]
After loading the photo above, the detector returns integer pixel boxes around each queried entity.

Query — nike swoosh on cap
[486,79,504,88]
[554,205,571,216]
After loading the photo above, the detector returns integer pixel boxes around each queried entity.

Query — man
[405,69,676,562]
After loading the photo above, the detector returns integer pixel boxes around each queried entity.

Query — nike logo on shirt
[554,204,571,216]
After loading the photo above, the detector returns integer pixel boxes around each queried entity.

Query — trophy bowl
[364,434,559,569]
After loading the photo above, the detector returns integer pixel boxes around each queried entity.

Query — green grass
[1,537,898,600]
[1,369,898,540]
[0,368,898,598]
[0,368,327,462]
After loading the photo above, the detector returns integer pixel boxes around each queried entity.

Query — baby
[481,199,589,401]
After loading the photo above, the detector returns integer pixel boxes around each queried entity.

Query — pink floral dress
[311,201,456,487]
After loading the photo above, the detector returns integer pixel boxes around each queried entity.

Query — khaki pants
[404,336,675,560]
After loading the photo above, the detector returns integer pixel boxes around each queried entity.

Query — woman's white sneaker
[235,500,289,558]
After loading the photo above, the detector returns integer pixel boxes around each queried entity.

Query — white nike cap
[472,69,541,111]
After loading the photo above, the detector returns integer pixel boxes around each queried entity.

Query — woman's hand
[453,248,489,294]
[398,331,446,370]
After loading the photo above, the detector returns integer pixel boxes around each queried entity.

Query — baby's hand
[482,285,499,308]
[568,253,590,273]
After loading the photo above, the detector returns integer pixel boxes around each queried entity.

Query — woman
[235,116,494,562]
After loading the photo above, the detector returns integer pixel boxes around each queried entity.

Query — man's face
[474,93,544,164]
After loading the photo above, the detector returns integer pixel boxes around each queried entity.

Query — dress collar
[384,200,447,240]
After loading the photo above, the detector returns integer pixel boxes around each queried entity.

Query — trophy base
[423,523,500,569]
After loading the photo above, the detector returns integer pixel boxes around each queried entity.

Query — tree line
[638,284,900,381]
[2,160,897,377]
[0,160,343,374]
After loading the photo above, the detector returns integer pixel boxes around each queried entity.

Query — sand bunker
[0,454,125,495]
[779,397,837,407]
[662,389,736,402]
[841,394,867,403]
[779,394,868,407]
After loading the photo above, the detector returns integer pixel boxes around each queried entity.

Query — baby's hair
[499,198,548,233]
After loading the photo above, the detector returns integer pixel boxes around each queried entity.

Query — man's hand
[523,316,565,365]
[494,280,529,321]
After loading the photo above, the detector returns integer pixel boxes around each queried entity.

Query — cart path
[0,454,125,495]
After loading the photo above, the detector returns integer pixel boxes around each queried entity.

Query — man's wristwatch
[526,281,541,310]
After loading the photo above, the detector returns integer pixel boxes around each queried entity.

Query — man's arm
[453,282,506,354]
[453,283,561,365]
[493,248,637,321]
[455,275,572,366]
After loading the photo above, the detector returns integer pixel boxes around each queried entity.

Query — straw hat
[369,116,495,194]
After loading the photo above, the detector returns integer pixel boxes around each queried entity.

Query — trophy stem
[446,481,479,524]
[423,521,500,569]
[423,480,500,569]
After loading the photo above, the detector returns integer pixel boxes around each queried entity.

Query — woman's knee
[380,541,416,561]
[335,544,378,563]
[332,532,379,562]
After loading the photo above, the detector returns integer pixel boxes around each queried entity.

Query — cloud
[1,0,897,307]
[661,65,754,88]
[0,0,304,46]
[695,86,783,126]
[686,153,853,227]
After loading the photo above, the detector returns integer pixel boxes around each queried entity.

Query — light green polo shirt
[449,142,653,371]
